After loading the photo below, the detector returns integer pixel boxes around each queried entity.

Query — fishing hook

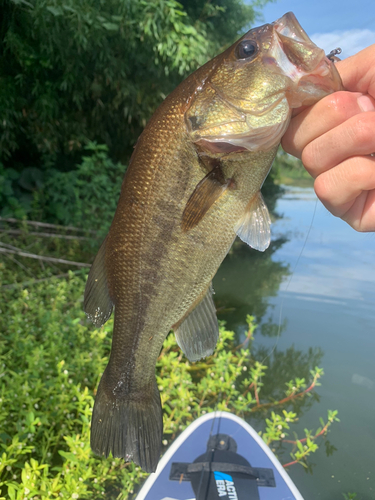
[326,47,342,62]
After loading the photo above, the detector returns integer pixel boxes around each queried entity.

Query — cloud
[310,29,375,58]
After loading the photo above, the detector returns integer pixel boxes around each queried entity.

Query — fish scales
[84,12,343,472]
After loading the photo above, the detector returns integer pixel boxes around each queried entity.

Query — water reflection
[214,237,290,337]
[213,185,375,499]
[254,345,323,405]
[212,189,327,462]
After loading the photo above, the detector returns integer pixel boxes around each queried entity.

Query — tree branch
[0,247,90,268]
[1,229,91,240]
[0,217,97,234]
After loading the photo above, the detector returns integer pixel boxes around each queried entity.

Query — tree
[0,0,263,169]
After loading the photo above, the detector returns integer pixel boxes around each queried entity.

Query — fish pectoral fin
[234,191,271,251]
[181,164,233,232]
[84,236,114,327]
[173,284,219,362]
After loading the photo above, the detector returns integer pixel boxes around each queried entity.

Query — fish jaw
[270,12,344,107]
[185,12,343,154]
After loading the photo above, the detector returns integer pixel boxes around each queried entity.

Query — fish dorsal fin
[173,284,219,362]
[234,191,271,251]
[181,164,231,232]
[84,236,114,327]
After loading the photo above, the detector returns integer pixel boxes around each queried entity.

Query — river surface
[213,186,375,500]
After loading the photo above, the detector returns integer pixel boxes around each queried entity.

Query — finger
[302,110,375,178]
[314,155,375,231]
[336,44,375,96]
[282,91,364,158]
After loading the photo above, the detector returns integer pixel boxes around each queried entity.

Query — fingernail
[358,95,375,112]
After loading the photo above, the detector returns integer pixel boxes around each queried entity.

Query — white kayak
[136,411,303,500]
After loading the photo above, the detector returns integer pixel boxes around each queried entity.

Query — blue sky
[255,0,375,58]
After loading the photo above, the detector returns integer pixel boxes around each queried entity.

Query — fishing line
[195,342,230,498]
[260,195,319,367]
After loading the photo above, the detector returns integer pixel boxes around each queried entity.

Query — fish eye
[235,40,258,60]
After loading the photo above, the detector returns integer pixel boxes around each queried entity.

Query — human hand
[282,44,375,231]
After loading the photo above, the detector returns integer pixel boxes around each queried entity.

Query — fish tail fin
[90,375,163,473]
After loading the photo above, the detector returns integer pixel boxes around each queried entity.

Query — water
[213,186,375,499]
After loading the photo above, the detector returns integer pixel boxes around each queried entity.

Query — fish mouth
[273,12,312,44]
[184,12,343,154]
[270,12,343,106]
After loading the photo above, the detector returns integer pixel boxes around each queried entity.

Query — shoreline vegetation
[0,265,338,499]
[274,151,315,188]
[0,215,338,497]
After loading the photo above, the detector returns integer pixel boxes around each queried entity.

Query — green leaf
[8,484,16,500]
[296,440,304,453]
[102,22,119,31]
[46,6,63,16]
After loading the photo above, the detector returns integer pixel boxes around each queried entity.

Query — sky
[255,0,375,58]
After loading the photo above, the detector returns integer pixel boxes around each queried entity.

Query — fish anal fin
[181,165,232,232]
[173,284,219,362]
[234,191,271,251]
[84,236,114,327]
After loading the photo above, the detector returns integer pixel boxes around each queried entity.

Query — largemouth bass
[84,12,342,472]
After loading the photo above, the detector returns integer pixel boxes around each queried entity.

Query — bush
[0,162,46,219]
[1,0,264,226]
[0,272,338,499]
[35,142,124,235]
[1,0,259,166]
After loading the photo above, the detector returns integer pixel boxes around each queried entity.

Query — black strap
[170,462,276,487]
[187,461,259,478]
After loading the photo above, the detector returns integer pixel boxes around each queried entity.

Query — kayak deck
[136,411,303,500]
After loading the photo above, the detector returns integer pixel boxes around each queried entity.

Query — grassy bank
[0,256,338,499]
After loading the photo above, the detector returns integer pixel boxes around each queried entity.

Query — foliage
[0,0,260,166]
[0,0,267,226]
[0,142,125,237]
[274,148,314,187]
[34,142,124,235]
[0,163,30,219]
[0,272,338,499]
